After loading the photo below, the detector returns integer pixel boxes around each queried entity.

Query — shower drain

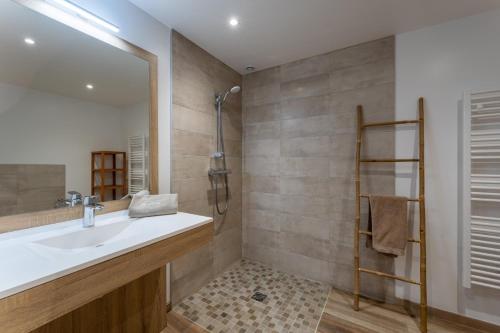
[251,291,267,302]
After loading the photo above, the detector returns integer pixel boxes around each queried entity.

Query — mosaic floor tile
[173,259,330,333]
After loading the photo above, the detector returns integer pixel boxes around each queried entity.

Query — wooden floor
[161,311,207,333]
[163,288,499,333]
[317,289,497,333]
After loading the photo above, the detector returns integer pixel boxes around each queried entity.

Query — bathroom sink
[34,221,132,250]
[0,210,213,301]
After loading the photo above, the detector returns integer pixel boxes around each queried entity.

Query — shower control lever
[212,151,225,159]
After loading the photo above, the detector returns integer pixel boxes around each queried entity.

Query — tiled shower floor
[173,260,330,333]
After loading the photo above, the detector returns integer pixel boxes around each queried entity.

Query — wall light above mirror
[0,0,158,220]
[47,0,120,33]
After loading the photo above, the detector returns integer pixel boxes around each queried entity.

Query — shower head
[230,85,241,94]
[218,85,241,104]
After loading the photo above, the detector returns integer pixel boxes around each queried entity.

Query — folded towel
[128,190,178,218]
[367,195,408,256]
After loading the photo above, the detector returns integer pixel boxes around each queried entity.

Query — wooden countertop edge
[0,222,213,333]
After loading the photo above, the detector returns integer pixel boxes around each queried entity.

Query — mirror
[0,1,152,217]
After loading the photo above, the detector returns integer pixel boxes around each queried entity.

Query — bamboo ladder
[353,97,427,332]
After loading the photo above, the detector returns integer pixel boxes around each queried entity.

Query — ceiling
[0,0,149,108]
[130,0,500,74]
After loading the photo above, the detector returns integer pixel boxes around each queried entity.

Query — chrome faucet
[83,196,104,228]
[66,191,82,207]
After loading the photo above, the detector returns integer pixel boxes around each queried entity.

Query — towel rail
[471,262,500,271]
[472,215,500,221]
[358,268,420,285]
[471,281,500,290]
[362,119,419,128]
[360,158,419,163]
[472,271,500,281]
[359,194,419,202]
[353,98,428,332]
[358,230,420,243]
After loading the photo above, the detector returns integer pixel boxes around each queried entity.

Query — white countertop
[0,210,212,299]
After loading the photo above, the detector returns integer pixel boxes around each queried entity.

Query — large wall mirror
[0,0,158,219]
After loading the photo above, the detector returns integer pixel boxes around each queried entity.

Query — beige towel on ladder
[367,195,408,256]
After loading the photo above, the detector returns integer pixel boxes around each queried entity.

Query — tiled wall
[242,37,396,301]
[171,31,243,304]
[0,164,65,217]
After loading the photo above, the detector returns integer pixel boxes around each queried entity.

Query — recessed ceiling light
[86,84,94,90]
[229,17,239,27]
[24,38,35,45]
[246,66,256,72]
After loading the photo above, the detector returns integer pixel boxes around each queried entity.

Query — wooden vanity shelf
[91,151,127,201]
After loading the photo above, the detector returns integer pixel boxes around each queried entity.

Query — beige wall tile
[280,94,329,120]
[173,130,213,157]
[243,66,280,89]
[245,208,281,232]
[172,155,211,180]
[280,74,330,101]
[280,115,332,138]
[244,121,280,140]
[0,164,65,216]
[246,226,282,249]
[279,157,330,177]
[280,213,330,241]
[281,136,331,157]
[243,83,280,107]
[279,194,330,220]
[329,58,394,93]
[243,102,280,124]
[280,231,331,261]
[280,53,331,83]
[244,139,280,157]
[246,192,281,212]
[242,36,395,299]
[329,36,394,71]
[171,31,242,303]
[279,176,330,197]
[244,156,280,176]
[173,104,214,136]
[243,175,280,194]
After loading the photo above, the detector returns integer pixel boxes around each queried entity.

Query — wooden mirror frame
[0,0,158,234]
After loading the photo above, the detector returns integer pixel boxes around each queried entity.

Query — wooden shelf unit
[91,151,127,201]
[353,98,428,332]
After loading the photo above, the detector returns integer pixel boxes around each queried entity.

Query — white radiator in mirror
[462,89,500,290]
[128,135,148,195]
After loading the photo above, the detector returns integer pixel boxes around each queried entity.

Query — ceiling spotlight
[245,66,256,72]
[229,17,239,27]
[24,38,35,45]
[86,84,94,90]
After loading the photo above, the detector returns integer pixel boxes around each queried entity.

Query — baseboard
[397,298,500,332]
[347,289,500,332]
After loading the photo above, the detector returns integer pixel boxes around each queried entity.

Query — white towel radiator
[128,135,148,195]
[462,89,500,290]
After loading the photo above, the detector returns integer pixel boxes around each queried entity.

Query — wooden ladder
[353,97,427,332]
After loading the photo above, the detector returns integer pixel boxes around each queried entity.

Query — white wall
[72,0,172,194]
[0,82,126,196]
[395,9,500,325]
[121,101,149,140]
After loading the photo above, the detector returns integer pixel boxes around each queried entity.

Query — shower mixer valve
[212,151,225,159]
